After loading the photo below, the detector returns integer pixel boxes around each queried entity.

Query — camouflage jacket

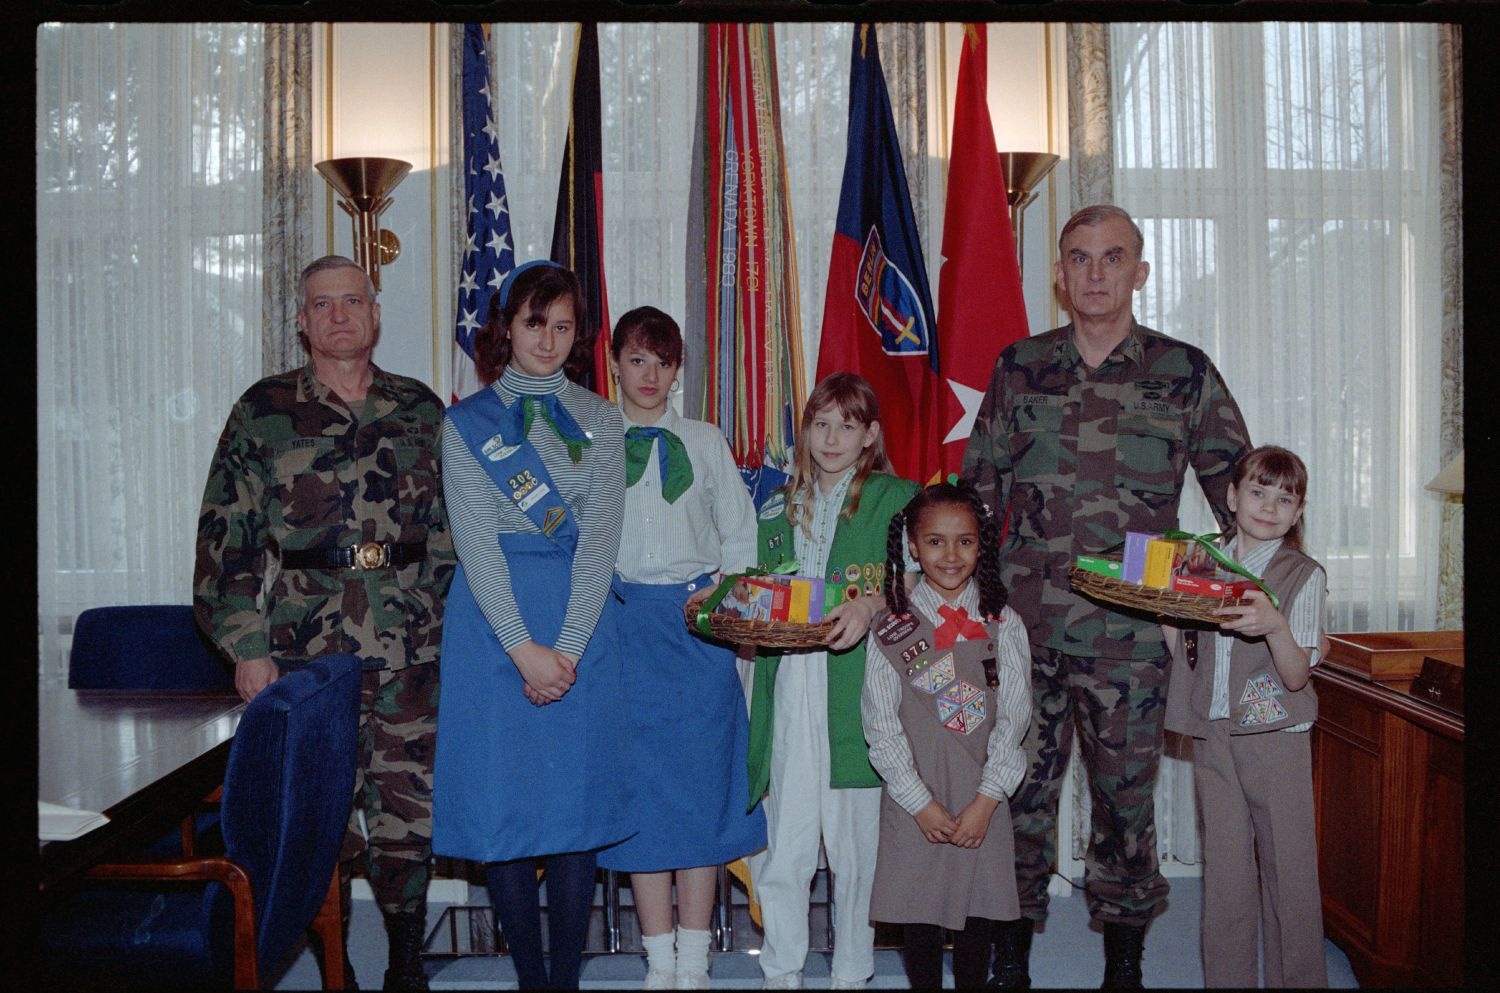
[961,322,1250,659]
[194,363,456,671]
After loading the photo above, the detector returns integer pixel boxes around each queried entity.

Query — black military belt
[281,542,427,571]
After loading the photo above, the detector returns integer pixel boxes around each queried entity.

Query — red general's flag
[550,22,613,399]
[937,25,1030,476]
[816,25,939,484]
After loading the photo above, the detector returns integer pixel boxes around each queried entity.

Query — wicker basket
[1068,566,1249,626]
[682,601,838,649]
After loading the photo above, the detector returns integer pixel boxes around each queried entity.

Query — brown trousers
[1194,722,1327,988]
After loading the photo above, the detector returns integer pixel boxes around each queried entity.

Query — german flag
[549,22,612,399]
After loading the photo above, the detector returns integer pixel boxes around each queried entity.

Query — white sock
[642,930,677,975]
[675,927,712,976]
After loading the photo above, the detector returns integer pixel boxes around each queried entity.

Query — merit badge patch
[856,226,931,356]
[937,679,987,735]
[481,433,520,462]
[1237,673,1289,726]
[541,506,567,537]
[876,613,919,646]
[830,569,844,584]
[908,654,956,694]
[1239,698,1289,727]
[845,584,861,601]
[1239,673,1284,704]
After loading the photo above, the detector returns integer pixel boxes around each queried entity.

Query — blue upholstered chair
[41,653,362,990]
[68,605,235,690]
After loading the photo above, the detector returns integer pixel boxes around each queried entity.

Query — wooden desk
[1312,636,1464,988]
[38,688,246,889]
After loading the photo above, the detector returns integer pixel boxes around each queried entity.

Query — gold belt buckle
[355,541,389,570]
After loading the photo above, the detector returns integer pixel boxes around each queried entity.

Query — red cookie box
[1169,575,1261,599]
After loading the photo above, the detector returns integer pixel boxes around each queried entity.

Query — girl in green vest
[746,372,920,990]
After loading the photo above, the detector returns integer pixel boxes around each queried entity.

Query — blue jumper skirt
[596,575,766,872]
[432,393,632,863]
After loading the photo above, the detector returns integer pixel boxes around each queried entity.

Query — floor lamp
[998,151,1060,277]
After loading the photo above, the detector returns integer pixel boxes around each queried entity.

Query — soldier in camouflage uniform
[962,206,1249,988]
[194,255,456,993]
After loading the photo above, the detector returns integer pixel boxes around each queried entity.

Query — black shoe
[1100,922,1146,989]
[382,911,430,993]
[988,918,1034,989]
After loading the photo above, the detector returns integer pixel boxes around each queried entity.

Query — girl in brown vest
[1164,445,1329,987]
[860,481,1032,989]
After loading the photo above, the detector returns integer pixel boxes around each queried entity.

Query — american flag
[452,23,515,403]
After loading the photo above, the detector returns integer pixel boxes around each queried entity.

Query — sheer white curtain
[777,22,854,377]
[1111,21,1443,632]
[36,23,264,683]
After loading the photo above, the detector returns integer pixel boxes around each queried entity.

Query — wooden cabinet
[1312,634,1464,988]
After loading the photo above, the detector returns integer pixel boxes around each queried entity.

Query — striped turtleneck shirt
[442,367,625,658]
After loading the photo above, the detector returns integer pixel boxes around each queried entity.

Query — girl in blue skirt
[433,261,629,990]
[597,306,767,989]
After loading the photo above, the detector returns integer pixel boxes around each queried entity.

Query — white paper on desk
[39,801,110,841]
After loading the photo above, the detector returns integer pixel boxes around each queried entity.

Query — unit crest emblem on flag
[856,227,930,356]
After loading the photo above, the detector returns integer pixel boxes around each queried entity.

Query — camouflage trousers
[338,661,439,918]
[1008,646,1171,928]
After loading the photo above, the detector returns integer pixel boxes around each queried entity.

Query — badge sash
[447,390,579,546]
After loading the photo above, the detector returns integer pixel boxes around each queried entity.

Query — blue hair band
[498,259,567,310]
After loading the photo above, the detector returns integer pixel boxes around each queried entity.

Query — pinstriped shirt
[442,367,625,657]
[615,407,758,583]
[1208,536,1326,732]
[861,580,1033,815]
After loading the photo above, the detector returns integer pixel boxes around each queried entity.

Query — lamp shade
[314,157,412,211]
[1425,451,1463,496]
[998,151,1060,207]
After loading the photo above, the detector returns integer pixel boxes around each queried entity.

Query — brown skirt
[868,787,1020,931]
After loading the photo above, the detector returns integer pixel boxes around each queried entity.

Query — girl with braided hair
[860,480,1033,990]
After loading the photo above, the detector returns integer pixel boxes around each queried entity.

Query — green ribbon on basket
[693,561,803,638]
[1160,530,1279,610]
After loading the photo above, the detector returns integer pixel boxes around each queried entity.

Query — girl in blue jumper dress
[433,261,628,991]
[596,307,766,990]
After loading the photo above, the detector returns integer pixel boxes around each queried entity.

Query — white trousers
[748,651,882,984]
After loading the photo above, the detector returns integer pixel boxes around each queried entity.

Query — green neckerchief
[624,425,693,503]
[520,394,589,463]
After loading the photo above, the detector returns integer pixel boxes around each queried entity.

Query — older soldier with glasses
[195,255,456,992]
[962,206,1250,988]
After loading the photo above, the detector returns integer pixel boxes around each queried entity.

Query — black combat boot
[1100,922,1146,989]
[988,918,1034,989]
[382,911,430,992]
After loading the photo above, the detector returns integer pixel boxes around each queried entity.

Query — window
[36,23,264,682]
[1111,21,1442,631]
